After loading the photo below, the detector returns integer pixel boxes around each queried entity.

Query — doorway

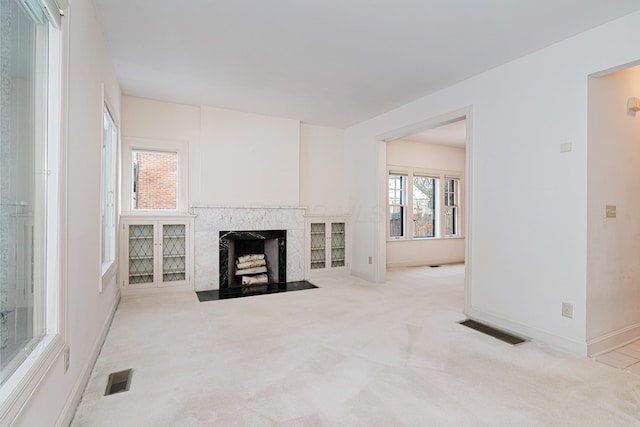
[586,63,640,355]
[373,108,473,313]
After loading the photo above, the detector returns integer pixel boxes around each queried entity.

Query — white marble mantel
[191,206,306,291]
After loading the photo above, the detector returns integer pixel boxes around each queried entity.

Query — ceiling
[401,119,467,148]
[92,0,640,128]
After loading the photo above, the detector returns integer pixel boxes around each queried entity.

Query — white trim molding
[587,323,640,357]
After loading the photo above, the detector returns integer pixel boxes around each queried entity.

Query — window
[444,178,459,236]
[413,176,438,238]
[102,107,117,272]
[0,0,59,391]
[121,137,187,214]
[388,174,406,237]
[388,170,461,240]
[132,150,178,210]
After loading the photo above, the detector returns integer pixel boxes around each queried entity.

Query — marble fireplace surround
[192,206,305,291]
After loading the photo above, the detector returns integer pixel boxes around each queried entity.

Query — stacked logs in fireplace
[235,254,268,285]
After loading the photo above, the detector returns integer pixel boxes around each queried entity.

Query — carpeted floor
[71,265,640,426]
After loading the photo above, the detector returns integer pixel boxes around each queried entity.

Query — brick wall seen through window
[133,150,177,210]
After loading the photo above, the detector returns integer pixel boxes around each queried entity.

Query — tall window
[413,176,438,238]
[102,107,117,271]
[388,174,406,238]
[444,178,459,236]
[0,0,54,387]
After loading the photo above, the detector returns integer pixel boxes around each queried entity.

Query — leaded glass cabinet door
[161,223,186,285]
[122,217,193,290]
[307,217,348,275]
[310,223,326,270]
[128,224,154,285]
[331,222,346,268]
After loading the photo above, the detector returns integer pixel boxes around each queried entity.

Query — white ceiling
[401,119,467,148]
[92,0,640,128]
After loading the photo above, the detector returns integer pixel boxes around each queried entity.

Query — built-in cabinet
[306,216,348,275]
[120,215,194,291]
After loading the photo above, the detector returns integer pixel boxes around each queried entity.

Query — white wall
[299,124,348,216]
[122,99,302,207]
[345,11,640,355]
[387,140,465,172]
[199,106,300,206]
[587,66,640,354]
[14,0,122,424]
[121,96,201,209]
[386,140,465,267]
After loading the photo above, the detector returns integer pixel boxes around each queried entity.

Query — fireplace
[219,230,286,288]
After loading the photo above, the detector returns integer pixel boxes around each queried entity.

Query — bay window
[388,170,461,240]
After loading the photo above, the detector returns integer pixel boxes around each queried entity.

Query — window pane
[445,207,457,236]
[388,174,406,237]
[388,174,404,204]
[413,177,436,238]
[444,178,459,236]
[132,150,177,210]
[389,206,404,237]
[0,0,49,385]
[102,110,117,265]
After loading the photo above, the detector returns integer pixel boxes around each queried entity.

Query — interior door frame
[373,106,474,314]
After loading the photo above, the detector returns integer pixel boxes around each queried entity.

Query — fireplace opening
[219,230,286,288]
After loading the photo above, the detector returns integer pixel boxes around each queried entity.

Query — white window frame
[0,0,66,422]
[121,138,189,214]
[412,174,439,239]
[388,173,407,238]
[100,91,118,288]
[443,177,460,237]
[387,167,463,241]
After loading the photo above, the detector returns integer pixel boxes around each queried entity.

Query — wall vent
[105,369,133,396]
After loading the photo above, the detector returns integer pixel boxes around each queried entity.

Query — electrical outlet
[561,302,573,319]
[64,346,70,373]
[368,256,372,265]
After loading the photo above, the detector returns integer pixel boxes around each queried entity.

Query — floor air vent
[105,369,133,396]
[458,319,527,345]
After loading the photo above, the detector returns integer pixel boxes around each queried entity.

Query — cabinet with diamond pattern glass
[120,216,194,291]
[306,216,348,275]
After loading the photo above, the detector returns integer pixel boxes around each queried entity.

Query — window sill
[0,334,64,424]
[102,260,117,278]
[387,236,464,243]
[120,212,195,218]
[101,261,117,293]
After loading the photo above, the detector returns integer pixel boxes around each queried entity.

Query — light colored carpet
[71,265,640,426]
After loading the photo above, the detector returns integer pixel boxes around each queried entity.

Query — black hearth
[219,230,286,288]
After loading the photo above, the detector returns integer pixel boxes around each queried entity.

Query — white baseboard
[123,283,193,297]
[466,307,588,356]
[56,288,121,427]
[349,268,377,283]
[587,322,640,356]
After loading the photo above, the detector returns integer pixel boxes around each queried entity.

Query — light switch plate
[560,142,572,153]
[605,205,616,218]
